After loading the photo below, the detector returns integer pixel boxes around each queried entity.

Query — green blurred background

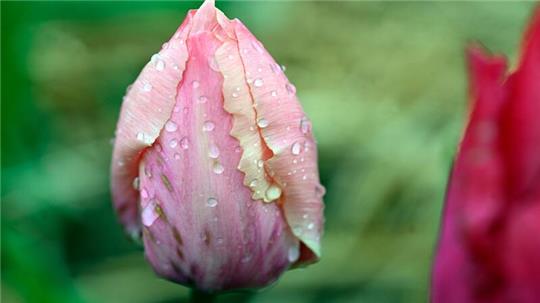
[1,1,536,302]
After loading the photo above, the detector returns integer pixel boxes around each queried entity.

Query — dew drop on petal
[151,54,165,71]
[232,92,239,98]
[249,179,258,188]
[207,197,218,208]
[212,162,224,174]
[192,80,200,89]
[198,96,208,104]
[142,82,152,92]
[254,78,264,87]
[241,254,252,263]
[208,144,220,159]
[291,141,302,155]
[174,153,181,160]
[141,188,149,199]
[165,121,178,132]
[142,201,160,226]
[300,116,311,134]
[180,137,189,150]
[265,184,282,201]
[257,159,264,168]
[307,222,315,230]
[292,225,303,236]
[257,118,269,128]
[169,139,178,148]
[271,90,277,97]
[132,177,140,190]
[286,83,296,94]
[208,56,220,71]
[288,245,300,263]
[202,121,215,132]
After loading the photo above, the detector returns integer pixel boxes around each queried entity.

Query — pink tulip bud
[432,9,540,303]
[110,0,324,291]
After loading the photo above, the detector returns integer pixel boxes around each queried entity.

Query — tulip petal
[215,40,275,203]
[233,22,325,260]
[502,8,540,197]
[432,47,508,302]
[137,22,296,291]
[111,14,192,237]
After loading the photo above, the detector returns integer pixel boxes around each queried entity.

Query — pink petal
[137,14,296,291]
[214,40,276,202]
[500,8,540,198]
[432,47,508,303]
[110,12,192,236]
[233,22,325,261]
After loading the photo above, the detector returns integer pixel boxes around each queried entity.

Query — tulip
[110,0,324,292]
[432,9,540,303]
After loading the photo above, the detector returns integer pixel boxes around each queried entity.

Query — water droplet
[315,184,326,198]
[180,137,189,149]
[142,201,160,226]
[208,56,220,71]
[265,185,282,201]
[198,96,208,104]
[173,64,179,70]
[257,159,264,168]
[286,83,296,94]
[217,237,224,245]
[241,254,252,263]
[254,78,264,87]
[271,90,278,97]
[132,177,140,190]
[235,87,241,92]
[281,65,287,72]
[169,139,178,148]
[249,179,258,188]
[302,175,307,180]
[174,153,181,160]
[192,80,200,89]
[257,118,269,128]
[208,144,220,159]
[142,82,152,92]
[307,222,315,230]
[165,120,178,132]
[234,146,242,153]
[162,42,169,49]
[212,162,224,174]
[232,92,239,98]
[202,121,215,132]
[207,197,218,208]
[141,188,149,199]
[288,245,300,262]
[292,225,303,236]
[173,105,181,113]
[300,116,311,134]
[151,54,166,71]
[136,132,152,144]
[291,141,302,155]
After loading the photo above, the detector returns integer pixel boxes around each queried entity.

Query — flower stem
[189,289,216,303]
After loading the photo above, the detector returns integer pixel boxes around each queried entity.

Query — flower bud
[432,9,540,303]
[111,0,324,291]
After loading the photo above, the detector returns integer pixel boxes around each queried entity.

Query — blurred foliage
[1,1,535,303]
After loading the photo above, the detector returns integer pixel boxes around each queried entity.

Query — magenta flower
[432,9,540,303]
[110,0,324,292]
